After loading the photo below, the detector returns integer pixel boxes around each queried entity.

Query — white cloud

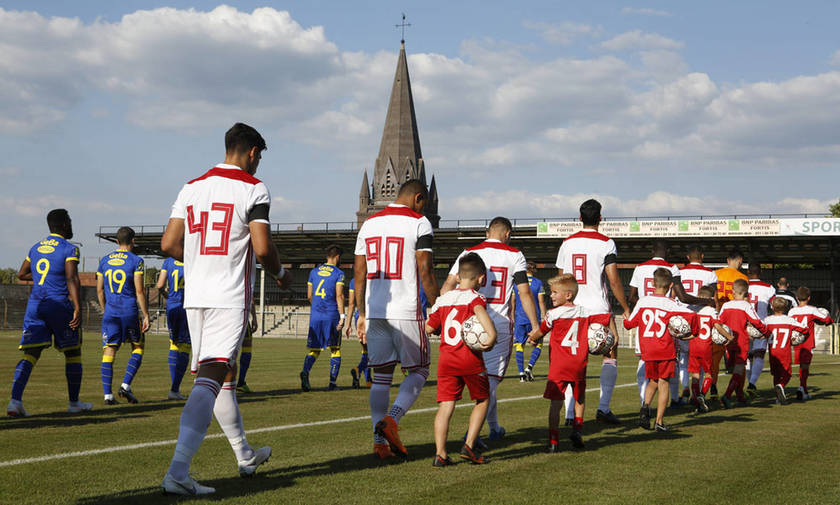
[830,49,840,66]
[621,7,673,17]
[600,30,684,52]
[522,21,602,45]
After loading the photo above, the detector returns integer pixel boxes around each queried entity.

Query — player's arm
[474,304,497,349]
[345,288,356,337]
[156,269,168,299]
[353,254,367,344]
[306,282,313,304]
[671,278,714,306]
[516,279,539,329]
[440,274,457,294]
[628,286,639,307]
[17,258,32,282]
[161,218,185,262]
[605,263,630,317]
[713,322,734,344]
[134,270,150,333]
[335,281,346,331]
[96,272,106,312]
[65,258,82,329]
[249,300,258,334]
[249,221,292,289]
[417,250,439,306]
[537,291,547,318]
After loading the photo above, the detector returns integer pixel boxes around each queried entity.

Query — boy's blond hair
[548,273,578,298]
[698,285,716,299]
[653,267,673,289]
[732,278,748,296]
[771,297,788,314]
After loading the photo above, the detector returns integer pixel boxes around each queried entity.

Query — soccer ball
[746,323,765,339]
[668,315,692,340]
[790,330,806,346]
[816,307,830,319]
[588,323,614,355]
[461,315,494,352]
[710,324,730,345]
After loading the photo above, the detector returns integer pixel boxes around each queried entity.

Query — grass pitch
[0,330,839,505]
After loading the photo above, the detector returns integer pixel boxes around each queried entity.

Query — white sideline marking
[3,361,838,468]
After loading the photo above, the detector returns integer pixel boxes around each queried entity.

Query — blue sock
[123,350,143,386]
[529,345,542,368]
[168,349,179,386]
[515,349,525,373]
[303,353,317,373]
[238,352,252,386]
[102,359,114,395]
[65,362,82,402]
[329,354,341,384]
[173,352,189,392]
[11,358,35,402]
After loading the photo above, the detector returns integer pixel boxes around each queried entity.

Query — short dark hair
[397,179,428,200]
[458,252,486,279]
[777,277,789,288]
[488,216,512,233]
[579,199,601,226]
[653,267,673,289]
[46,209,70,233]
[727,248,743,261]
[796,286,811,301]
[526,261,537,274]
[116,226,135,246]
[732,278,748,296]
[747,262,761,275]
[225,123,266,155]
[698,285,716,298]
[652,240,668,257]
[325,244,343,259]
[686,244,703,260]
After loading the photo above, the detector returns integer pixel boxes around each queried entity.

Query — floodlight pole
[259,268,266,337]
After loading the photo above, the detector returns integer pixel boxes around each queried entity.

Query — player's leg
[327,319,342,389]
[366,319,397,457]
[513,323,527,379]
[596,316,620,423]
[101,316,121,404]
[636,358,647,407]
[709,344,724,398]
[236,329,253,393]
[544,380,564,451]
[655,378,670,429]
[640,371,657,430]
[47,299,89,412]
[300,320,324,392]
[433,399,456,462]
[564,384,575,424]
[679,340,691,402]
[526,333,543,380]
[9,340,47,417]
[569,380,586,448]
[796,348,812,400]
[383,320,430,435]
[483,326,511,438]
[117,316,143,402]
[748,346,765,396]
[352,342,369,389]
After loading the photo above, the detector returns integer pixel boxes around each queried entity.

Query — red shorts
[437,372,490,402]
[543,379,586,403]
[793,347,812,365]
[688,354,712,374]
[645,360,675,380]
[769,355,791,385]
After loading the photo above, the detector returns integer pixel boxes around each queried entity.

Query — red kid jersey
[624,294,697,361]
[690,305,720,360]
[748,279,776,320]
[719,300,766,358]
[630,257,680,297]
[426,289,487,376]
[765,315,808,366]
[788,305,833,350]
[540,304,590,382]
[679,263,718,298]
[554,229,617,315]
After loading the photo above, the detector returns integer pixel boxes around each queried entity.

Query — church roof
[376,41,423,179]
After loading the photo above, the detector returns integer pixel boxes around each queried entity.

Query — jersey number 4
[365,236,404,280]
[187,203,234,255]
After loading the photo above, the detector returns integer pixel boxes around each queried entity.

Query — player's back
[690,305,719,356]
[715,267,748,302]
[162,257,185,309]
[26,234,79,301]
[748,280,776,320]
[309,264,344,319]
[679,263,718,297]
[555,229,616,314]
[427,289,486,376]
[719,299,762,341]
[173,164,271,309]
[454,239,527,326]
[514,275,542,324]
[542,304,590,380]
[355,204,432,320]
[624,294,694,361]
[765,314,807,355]
[630,258,679,297]
[98,250,143,315]
[788,305,832,349]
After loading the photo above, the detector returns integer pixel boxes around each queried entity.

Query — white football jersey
[629,257,680,297]
[354,204,433,320]
[449,239,528,327]
[679,263,718,297]
[170,164,271,310]
[748,279,776,320]
[555,229,617,314]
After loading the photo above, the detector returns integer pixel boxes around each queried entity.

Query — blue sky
[1,1,839,268]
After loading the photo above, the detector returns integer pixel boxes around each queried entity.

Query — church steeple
[356,39,441,228]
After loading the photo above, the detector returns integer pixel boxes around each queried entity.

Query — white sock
[598,360,618,413]
[370,372,392,444]
[750,357,764,385]
[213,381,254,462]
[121,382,131,391]
[637,360,648,406]
[565,384,574,419]
[679,353,690,389]
[486,377,501,431]
[167,377,220,481]
[389,369,427,423]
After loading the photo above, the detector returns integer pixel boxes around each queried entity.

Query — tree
[830,199,840,218]
[0,268,18,284]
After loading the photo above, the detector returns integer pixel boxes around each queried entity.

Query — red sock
[701,377,713,394]
[724,375,738,399]
[691,381,701,398]
[549,429,559,443]
[573,417,583,432]
[735,374,746,402]
[800,368,809,392]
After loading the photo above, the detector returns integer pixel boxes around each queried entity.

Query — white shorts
[186,307,248,373]
[484,326,513,380]
[367,318,429,371]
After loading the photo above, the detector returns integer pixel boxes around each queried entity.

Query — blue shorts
[166,306,191,345]
[20,298,80,351]
[307,317,341,350]
[102,313,143,348]
[514,321,534,345]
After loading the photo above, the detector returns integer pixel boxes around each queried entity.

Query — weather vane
[395,13,411,43]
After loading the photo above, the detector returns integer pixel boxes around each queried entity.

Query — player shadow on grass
[0,400,187,430]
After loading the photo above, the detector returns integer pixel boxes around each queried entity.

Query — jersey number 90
[365,236,404,280]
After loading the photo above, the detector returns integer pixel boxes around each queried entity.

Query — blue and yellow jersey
[308,264,345,319]
[97,249,144,316]
[160,257,185,309]
[26,233,80,301]
[513,274,543,324]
